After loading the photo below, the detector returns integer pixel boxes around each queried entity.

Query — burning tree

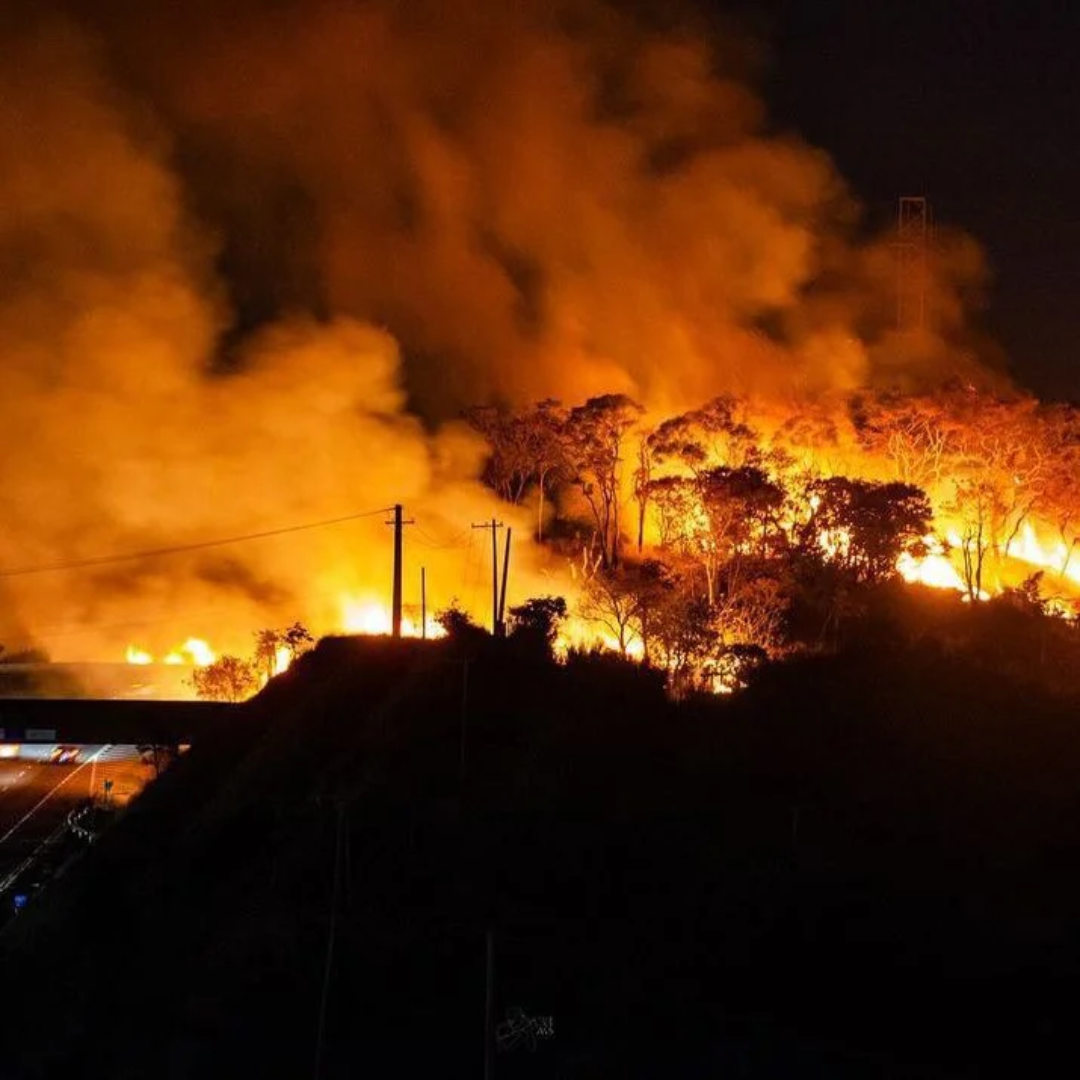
[253,629,282,680]
[714,568,788,658]
[578,566,641,657]
[802,477,932,584]
[849,391,964,492]
[191,656,260,702]
[644,466,784,606]
[577,559,677,664]
[948,478,999,602]
[699,466,785,559]
[253,622,314,680]
[464,386,1080,696]
[650,593,718,698]
[466,400,570,541]
[563,395,643,569]
[647,396,760,475]
[1040,405,1080,575]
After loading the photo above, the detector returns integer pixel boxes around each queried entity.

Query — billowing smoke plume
[0,1,990,660]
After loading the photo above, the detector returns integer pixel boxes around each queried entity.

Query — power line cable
[0,507,394,579]
[412,522,472,550]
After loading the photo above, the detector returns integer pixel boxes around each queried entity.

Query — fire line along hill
[1,632,1080,1077]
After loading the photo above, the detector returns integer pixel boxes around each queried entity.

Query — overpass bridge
[0,698,237,745]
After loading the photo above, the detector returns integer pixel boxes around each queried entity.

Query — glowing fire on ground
[1011,523,1080,587]
[339,596,447,641]
[123,600,445,685]
[125,638,217,667]
[273,644,291,676]
[555,623,645,662]
[896,524,1080,602]
[895,538,967,593]
[122,526,1079,696]
[165,638,217,666]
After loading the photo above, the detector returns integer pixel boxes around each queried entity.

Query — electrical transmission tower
[896,195,930,333]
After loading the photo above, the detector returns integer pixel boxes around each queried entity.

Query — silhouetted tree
[281,622,315,662]
[804,477,932,584]
[999,572,1049,616]
[508,596,568,658]
[435,603,489,653]
[579,567,641,657]
[651,594,717,698]
[625,559,676,665]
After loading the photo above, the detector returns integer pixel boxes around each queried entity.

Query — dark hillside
[1,636,1079,1077]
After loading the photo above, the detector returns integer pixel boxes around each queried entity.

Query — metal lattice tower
[896,196,930,332]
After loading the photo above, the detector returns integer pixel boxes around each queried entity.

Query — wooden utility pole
[386,504,414,638]
[472,518,504,634]
[421,566,427,640]
[497,527,512,634]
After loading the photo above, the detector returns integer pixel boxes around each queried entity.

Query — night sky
[734,1,1080,401]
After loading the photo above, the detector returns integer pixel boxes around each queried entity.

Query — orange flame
[338,596,446,640]
[125,638,217,668]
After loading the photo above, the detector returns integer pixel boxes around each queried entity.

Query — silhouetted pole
[391,505,403,638]
[421,566,427,640]
[484,926,496,1080]
[497,527,512,635]
[314,799,345,1080]
[490,520,498,634]
[459,657,469,785]
[386,504,414,638]
[472,518,504,634]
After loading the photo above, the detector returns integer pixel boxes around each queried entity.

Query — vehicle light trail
[0,745,110,848]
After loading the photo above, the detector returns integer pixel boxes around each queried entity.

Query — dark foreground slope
[2,635,1079,1078]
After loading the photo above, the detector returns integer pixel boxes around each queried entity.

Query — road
[0,747,155,905]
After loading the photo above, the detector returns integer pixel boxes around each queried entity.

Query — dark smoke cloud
[34,0,990,408]
[0,0,992,660]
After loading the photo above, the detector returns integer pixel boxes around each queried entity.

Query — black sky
[729,0,1080,400]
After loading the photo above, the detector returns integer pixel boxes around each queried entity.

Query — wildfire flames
[122,600,448,692]
[338,598,447,641]
[125,639,217,668]
[1,2,1077,701]
[112,386,1080,702]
